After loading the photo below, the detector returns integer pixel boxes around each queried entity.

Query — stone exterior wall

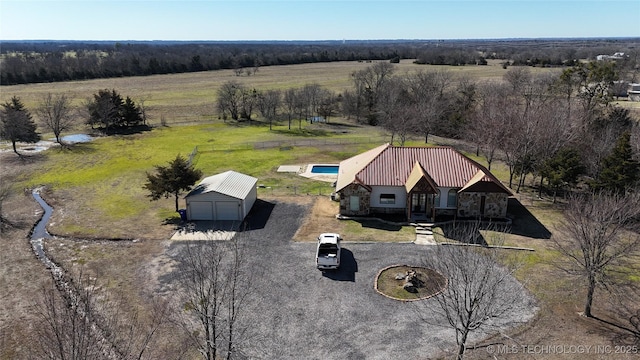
[370,206,406,215]
[485,192,508,217]
[435,209,457,217]
[338,184,371,216]
[457,192,508,218]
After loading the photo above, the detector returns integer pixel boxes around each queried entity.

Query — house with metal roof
[335,144,512,220]
[185,170,257,221]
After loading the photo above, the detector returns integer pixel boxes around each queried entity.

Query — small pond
[61,134,93,143]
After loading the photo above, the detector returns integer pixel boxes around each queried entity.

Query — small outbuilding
[185,171,258,221]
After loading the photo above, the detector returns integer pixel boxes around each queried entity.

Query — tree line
[0,41,414,85]
[343,61,640,196]
[2,38,638,85]
[215,59,640,195]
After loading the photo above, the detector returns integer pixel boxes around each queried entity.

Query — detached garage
[185,171,258,221]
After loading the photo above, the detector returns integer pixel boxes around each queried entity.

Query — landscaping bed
[375,265,447,301]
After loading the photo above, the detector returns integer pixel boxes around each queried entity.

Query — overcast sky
[1,0,639,41]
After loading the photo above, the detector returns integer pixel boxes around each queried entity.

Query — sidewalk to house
[414,224,436,245]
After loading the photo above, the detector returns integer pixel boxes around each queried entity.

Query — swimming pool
[310,165,339,174]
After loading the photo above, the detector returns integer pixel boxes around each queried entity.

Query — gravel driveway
[164,200,537,359]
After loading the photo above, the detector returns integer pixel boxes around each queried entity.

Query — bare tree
[467,81,511,170]
[34,280,106,360]
[33,270,168,360]
[339,89,359,121]
[351,62,396,123]
[503,67,532,93]
[301,83,322,121]
[421,227,528,360]
[257,89,281,130]
[37,93,75,146]
[216,81,244,121]
[252,59,261,75]
[292,88,307,130]
[497,72,560,192]
[231,58,243,77]
[239,87,258,122]
[317,89,337,122]
[407,70,452,143]
[178,236,252,360]
[282,88,297,130]
[553,192,640,318]
[137,96,151,126]
[377,77,416,145]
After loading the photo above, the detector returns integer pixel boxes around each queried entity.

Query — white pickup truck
[316,233,342,270]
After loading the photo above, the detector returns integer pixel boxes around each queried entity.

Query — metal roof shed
[185,171,258,221]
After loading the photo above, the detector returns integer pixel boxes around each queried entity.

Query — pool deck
[276,163,338,182]
[298,163,339,183]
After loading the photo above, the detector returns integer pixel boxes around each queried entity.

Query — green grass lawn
[3,58,565,240]
[20,120,385,237]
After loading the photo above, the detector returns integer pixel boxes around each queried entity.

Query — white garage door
[189,201,213,220]
[216,201,239,221]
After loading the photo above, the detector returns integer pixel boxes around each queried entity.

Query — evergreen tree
[86,89,119,129]
[540,148,585,202]
[86,89,144,130]
[110,90,125,127]
[592,131,639,193]
[121,96,142,127]
[144,155,203,212]
[0,96,40,155]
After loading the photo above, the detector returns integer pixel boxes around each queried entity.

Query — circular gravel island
[375,265,447,301]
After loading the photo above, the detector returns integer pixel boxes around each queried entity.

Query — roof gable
[405,162,438,193]
[460,170,511,194]
[186,170,257,199]
[335,143,390,192]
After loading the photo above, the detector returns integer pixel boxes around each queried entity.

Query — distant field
[0,59,562,126]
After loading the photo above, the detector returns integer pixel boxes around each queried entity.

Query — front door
[411,193,427,214]
[426,193,433,216]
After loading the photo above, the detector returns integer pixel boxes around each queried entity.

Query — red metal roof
[354,145,508,191]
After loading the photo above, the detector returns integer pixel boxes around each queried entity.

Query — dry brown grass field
[0,59,561,126]
[1,60,638,359]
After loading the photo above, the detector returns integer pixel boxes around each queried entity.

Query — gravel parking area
[162,200,537,359]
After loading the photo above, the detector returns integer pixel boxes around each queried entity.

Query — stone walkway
[413,223,436,245]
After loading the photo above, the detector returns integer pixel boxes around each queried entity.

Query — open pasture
[0,59,560,125]
[15,122,388,238]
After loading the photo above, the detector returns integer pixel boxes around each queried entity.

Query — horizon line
[2,36,640,43]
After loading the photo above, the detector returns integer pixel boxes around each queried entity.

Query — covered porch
[405,162,438,222]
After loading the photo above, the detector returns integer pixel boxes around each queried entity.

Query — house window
[447,189,458,207]
[350,196,360,211]
[434,190,441,207]
[380,194,395,205]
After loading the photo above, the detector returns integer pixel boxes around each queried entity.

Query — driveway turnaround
[165,200,537,359]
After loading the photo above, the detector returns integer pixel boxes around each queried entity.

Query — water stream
[30,187,61,274]
[30,187,120,359]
